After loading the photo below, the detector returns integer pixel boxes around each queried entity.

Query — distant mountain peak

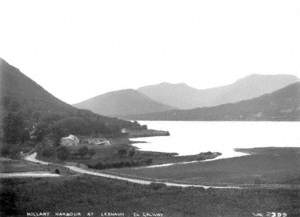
[74,88,174,117]
[126,82,300,121]
[236,73,299,82]
[138,74,299,109]
[154,82,191,87]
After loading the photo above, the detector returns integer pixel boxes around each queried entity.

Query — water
[132,121,300,159]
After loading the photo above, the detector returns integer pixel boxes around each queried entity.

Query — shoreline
[3,146,300,190]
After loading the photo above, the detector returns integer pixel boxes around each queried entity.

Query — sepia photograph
[0,1,300,217]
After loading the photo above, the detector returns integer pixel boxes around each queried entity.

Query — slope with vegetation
[0,58,142,158]
[127,82,300,121]
[74,89,174,117]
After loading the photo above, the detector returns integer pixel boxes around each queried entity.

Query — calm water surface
[132,121,300,159]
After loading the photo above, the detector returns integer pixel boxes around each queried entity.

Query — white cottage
[60,135,80,146]
[87,138,111,146]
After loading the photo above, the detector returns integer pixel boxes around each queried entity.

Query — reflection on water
[132,121,300,159]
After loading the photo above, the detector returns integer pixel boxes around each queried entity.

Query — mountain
[74,89,174,117]
[0,58,74,114]
[138,82,203,109]
[126,82,300,121]
[0,58,141,142]
[138,75,299,109]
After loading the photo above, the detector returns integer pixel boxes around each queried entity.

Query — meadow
[1,175,300,217]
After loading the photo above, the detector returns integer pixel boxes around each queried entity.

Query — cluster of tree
[0,97,143,158]
[2,112,29,144]
[117,148,136,158]
[72,146,96,159]
[38,143,96,161]
[88,158,153,170]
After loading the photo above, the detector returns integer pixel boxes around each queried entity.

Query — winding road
[24,153,242,189]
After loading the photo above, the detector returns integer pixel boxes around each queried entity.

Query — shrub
[149,182,166,190]
[77,146,89,158]
[0,144,21,158]
[128,148,135,157]
[118,149,127,158]
[41,145,55,158]
[56,146,70,161]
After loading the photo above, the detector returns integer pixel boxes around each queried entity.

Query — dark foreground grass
[0,159,49,173]
[1,175,300,217]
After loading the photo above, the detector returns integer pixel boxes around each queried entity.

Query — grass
[109,147,300,186]
[1,175,300,217]
[1,147,300,216]
[0,158,49,173]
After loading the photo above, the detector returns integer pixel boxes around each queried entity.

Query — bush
[41,145,55,158]
[128,148,135,157]
[0,144,21,158]
[3,112,28,144]
[56,146,70,161]
[118,149,127,158]
[77,146,89,158]
[87,148,96,157]
[149,182,166,190]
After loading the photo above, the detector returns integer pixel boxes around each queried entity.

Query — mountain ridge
[125,82,300,121]
[138,74,299,109]
[74,89,175,117]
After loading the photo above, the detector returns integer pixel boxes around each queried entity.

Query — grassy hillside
[0,58,142,155]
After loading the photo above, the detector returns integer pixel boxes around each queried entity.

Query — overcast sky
[1,0,300,104]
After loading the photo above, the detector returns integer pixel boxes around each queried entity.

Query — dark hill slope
[74,89,174,117]
[0,58,73,114]
[0,58,140,141]
[127,82,300,121]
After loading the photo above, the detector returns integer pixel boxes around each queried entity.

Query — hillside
[126,82,300,121]
[0,58,141,144]
[0,58,74,114]
[138,82,203,109]
[74,89,174,117]
[138,75,299,109]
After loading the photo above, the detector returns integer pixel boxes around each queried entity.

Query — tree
[41,145,55,158]
[87,148,96,158]
[118,149,127,158]
[3,112,27,144]
[56,146,70,161]
[77,146,89,158]
[128,148,135,157]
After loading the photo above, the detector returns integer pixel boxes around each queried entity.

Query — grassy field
[0,158,50,173]
[108,147,300,186]
[1,147,300,216]
[0,158,75,175]
[1,175,300,217]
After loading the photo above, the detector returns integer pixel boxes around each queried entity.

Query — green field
[2,147,300,216]
[0,158,50,173]
[108,147,300,187]
[1,175,300,217]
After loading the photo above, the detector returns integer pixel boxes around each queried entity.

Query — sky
[0,0,300,104]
